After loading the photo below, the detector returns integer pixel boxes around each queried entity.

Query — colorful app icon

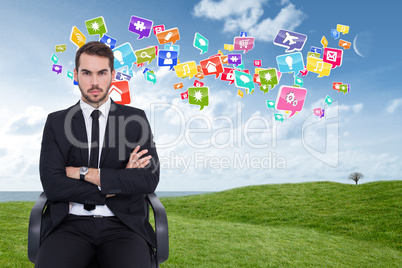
[259,69,278,90]
[299,66,308,76]
[266,100,275,109]
[337,24,350,34]
[85,16,107,38]
[339,84,349,94]
[224,44,234,51]
[145,70,156,85]
[193,32,209,54]
[321,36,328,48]
[221,67,236,85]
[234,70,254,93]
[164,44,180,56]
[115,72,132,81]
[333,82,342,91]
[100,35,117,49]
[200,56,223,78]
[55,44,66,53]
[227,54,242,66]
[294,76,304,87]
[323,47,343,68]
[274,114,284,122]
[260,84,269,93]
[307,57,331,78]
[181,91,189,100]
[307,52,321,58]
[128,16,153,39]
[158,50,178,70]
[325,95,333,105]
[70,26,86,48]
[153,25,165,35]
[52,64,62,74]
[237,89,244,98]
[276,52,304,75]
[254,60,262,67]
[108,80,131,105]
[221,55,229,65]
[339,39,351,49]
[174,82,184,90]
[233,37,255,53]
[275,86,307,118]
[135,46,156,65]
[331,29,340,39]
[67,71,73,80]
[273,29,307,52]
[310,46,322,54]
[156,28,180,45]
[195,65,205,79]
[188,87,209,110]
[240,31,247,37]
[314,108,323,116]
[194,80,204,87]
[113,43,137,70]
[51,54,58,64]
[175,61,197,79]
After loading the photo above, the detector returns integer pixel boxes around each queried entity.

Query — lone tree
[349,172,364,185]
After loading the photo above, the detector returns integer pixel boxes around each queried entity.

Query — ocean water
[0,191,212,202]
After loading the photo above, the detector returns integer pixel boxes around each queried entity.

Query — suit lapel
[100,101,120,166]
[70,102,89,166]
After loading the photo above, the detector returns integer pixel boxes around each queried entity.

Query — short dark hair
[75,41,114,71]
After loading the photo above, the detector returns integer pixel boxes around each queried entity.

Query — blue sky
[0,0,401,191]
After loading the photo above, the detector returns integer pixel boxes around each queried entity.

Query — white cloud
[386,98,402,113]
[193,0,307,42]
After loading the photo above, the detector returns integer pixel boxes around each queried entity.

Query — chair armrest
[28,192,48,263]
[146,193,169,264]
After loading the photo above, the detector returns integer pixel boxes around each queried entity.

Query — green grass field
[0,181,401,267]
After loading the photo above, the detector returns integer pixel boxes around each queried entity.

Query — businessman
[36,41,159,267]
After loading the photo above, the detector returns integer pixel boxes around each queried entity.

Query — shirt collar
[79,97,111,120]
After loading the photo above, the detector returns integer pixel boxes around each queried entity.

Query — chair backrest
[27,192,169,267]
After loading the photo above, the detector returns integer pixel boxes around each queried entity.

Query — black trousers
[35,214,152,268]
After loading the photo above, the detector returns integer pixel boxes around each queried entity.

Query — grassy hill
[0,181,401,267]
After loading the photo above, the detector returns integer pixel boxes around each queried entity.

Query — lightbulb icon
[285,56,293,70]
[114,50,124,65]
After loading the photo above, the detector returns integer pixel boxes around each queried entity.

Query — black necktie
[85,110,100,211]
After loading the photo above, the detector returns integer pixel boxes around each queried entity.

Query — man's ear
[111,69,115,79]
[73,68,78,82]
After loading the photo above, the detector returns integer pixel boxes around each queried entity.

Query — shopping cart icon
[239,40,249,48]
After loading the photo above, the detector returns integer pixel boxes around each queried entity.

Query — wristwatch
[79,167,89,181]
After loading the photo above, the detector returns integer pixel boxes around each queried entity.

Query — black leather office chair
[28,192,169,267]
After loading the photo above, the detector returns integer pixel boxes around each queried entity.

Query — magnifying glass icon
[141,51,151,58]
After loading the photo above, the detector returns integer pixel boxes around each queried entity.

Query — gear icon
[285,92,295,103]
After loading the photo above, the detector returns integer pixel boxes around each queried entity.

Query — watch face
[80,167,88,174]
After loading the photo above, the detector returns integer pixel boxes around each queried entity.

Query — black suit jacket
[39,100,159,247]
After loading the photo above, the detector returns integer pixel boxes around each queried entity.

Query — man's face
[74,53,115,107]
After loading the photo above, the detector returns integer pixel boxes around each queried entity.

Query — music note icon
[314,61,324,72]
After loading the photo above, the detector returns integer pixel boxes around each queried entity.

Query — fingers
[126,146,153,169]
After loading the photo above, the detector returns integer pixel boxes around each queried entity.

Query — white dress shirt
[69,98,115,217]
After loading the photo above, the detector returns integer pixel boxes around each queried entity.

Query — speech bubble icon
[113,43,137,70]
[128,16,153,39]
[333,82,342,91]
[224,44,234,51]
[331,29,340,39]
[314,108,323,116]
[238,89,244,98]
[100,35,117,49]
[221,67,236,85]
[227,54,242,66]
[234,70,254,93]
[325,95,333,105]
[188,87,209,110]
[52,64,62,74]
[70,26,86,49]
[266,100,275,109]
[175,61,197,79]
[51,54,58,64]
[259,69,279,90]
[67,71,73,80]
[181,91,189,100]
[339,84,349,94]
[135,46,157,65]
[307,52,321,58]
[145,71,156,85]
[273,29,307,52]
[158,50,178,71]
[338,39,351,49]
[321,36,328,48]
[337,24,350,34]
[233,37,255,53]
[275,85,307,118]
[85,16,107,38]
[156,28,180,45]
[323,47,343,69]
[306,56,332,78]
[194,32,209,54]
[294,76,303,87]
[276,52,304,76]
[200,56,223,78]
[254,60,262,67]
[153,25,165,35]
[260,84,269,94]
[173,83,183,90]
[55,44,66,53]
[274,114,284,122]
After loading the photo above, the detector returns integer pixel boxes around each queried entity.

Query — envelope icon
[326,51,337,62]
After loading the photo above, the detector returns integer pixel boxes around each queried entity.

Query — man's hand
[126,145,152,169]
